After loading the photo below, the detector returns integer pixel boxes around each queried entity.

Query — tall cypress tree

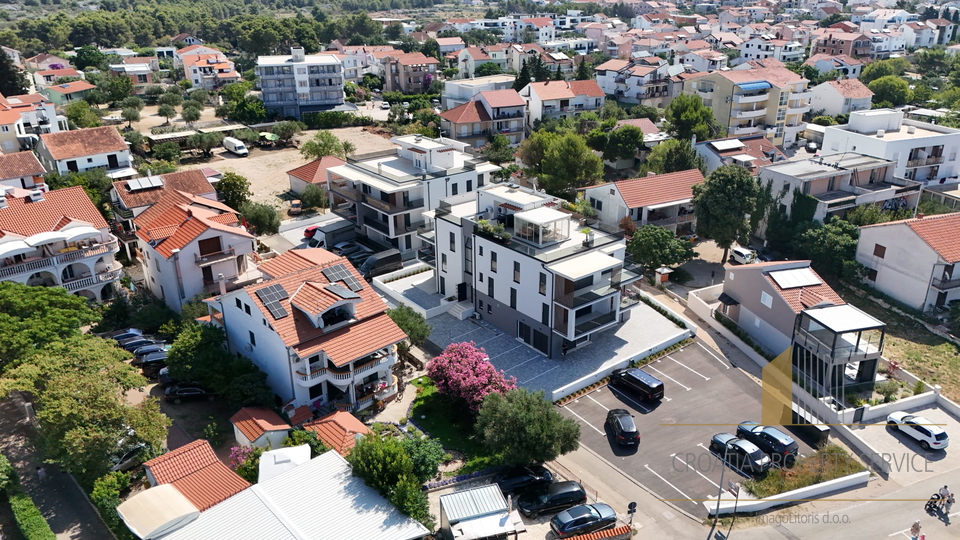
[0,52,28,97]
[554,63,562,81]
[513,61,531,91]
[575,59,591,80]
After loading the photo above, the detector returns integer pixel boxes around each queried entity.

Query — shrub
[241,202,281,235]
[90,472,130,533]
[3,459,56,540]
[875,380,901,403]
[913,380,926,395]
[426,342,517,412]
[0,453,12,491]
[230,446,264,484]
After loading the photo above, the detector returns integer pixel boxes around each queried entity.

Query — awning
[737,81,772,91]
[117,484,200,540]
[648,198,691,210]
[0,240,35,259]
[717,292,740,306]
[62,225,101,243]
[26,231,69,246]
[453,512,517,540]
[107,167,139,179]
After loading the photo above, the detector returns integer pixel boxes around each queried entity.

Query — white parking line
[563,405,605,435]
[644,464,695,505]
[646,365,692,391]
[670,453,721,489]
[586,394,609,411]
[697,443,751,478]
[666,355,710,381]
[607,388,652,413]
[697,342,731,369]
[503,354,544,373]
[521,365,559,384]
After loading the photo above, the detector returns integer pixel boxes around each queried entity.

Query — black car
[108,328,143,342]
[736,421,799,464]
[140,358,168,379]
[121,338,159,352]
[517,481,587,518]
[496,465,554,494]
[131,351,167,368]
[606,409,640,446]
[709,433,772,475]
[550,503,617,539]
[164,384,215,404]
[609,367,664,401]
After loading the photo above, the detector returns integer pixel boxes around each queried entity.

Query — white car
[887,412,949,450]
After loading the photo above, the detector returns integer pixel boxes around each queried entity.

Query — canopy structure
[25,231,69,246]
[0,240,35,259]
[737,81,772,91]
[62,225,101,243]
[117,484,200,540]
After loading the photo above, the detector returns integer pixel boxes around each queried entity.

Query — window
[542,303,549,325]
[0,126,7,133]
[754,315,761,328]
[479,272,483,282]
[249,331,256,346]
[441,253,447,272]
[467,180,473,192]
[589,197,603,211]
[479,300,484,310]
[479,246,483,256]
[439,276,446,296]
[449,232,456,252]
[262,318,267,326]
[244,304,251,315]
[487,303,492,314]
[873,244,886,258]
[451,183,459,195]
[236,298,242,309]
[760,291,773,308]
[488,277,495,298]
[513,261,521,283]
[866,268,878,281]
[490,251,497,272]
[539,272,547,295]
[510,288,517,309]
[478,174,485,187]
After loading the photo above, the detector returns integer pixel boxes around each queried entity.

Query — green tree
[390,474,433,528]
[188,88,209,104]
[0,51,28,96]
[818,13,850,27]
[299,183,327,210]
[221,81,253,103]
[513,61,531,91]
[271,121,304,145]
[539,132,604,194]
[844,203,912,226]
[74,44,106,70]
[300,131,350,160]
[602,125,644,161]
[216,172,252,210]
[692,165,759,262]
[0,282,97,369]
[157,103,177,124]
[282,429,330,457]
[346,434,415,495]
[626,225,696,273]
[152,141,181,162]
[860,58,909,84]
[241,202,280,235]
[665,94,721,142]
[482,134,515,164]
[183,99,205,111]
[121,106,140,128]
[868,76,912,106]
[186,132,222,156]
[231,128,260,144]
[422,38,440,60]
[575,58,592,80]
[181,105,202,124]
[120,96,144,111]
[64,100,102,128]
[233,446,265,483]
[158,92,183,108]
[476,389,580,466]
[811,115,838,126]
[102,76,134,102]
[387,304,431,364]
[796,217,860,277]
[84,88,108,109]
[917,195,954,216]
[641,139,706,175]
[400,436,445,483]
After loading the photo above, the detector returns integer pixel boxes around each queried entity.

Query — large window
[449,232,456,252]
[510,288,517,309]
[514,261,521,283]
[488,277,495,299]
[539,273,547,295]
[490,251,497,273]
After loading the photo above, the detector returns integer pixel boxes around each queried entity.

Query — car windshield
[936,432,949,441]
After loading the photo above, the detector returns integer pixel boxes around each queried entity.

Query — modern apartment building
[325,135,500,255]
[683,66,811,147]
[803,54,862,79]
[738,35,804,63]
[442,74,516,109]
[0,93,68,138]
[518,80,605,127]
[256,47,344,120]
[424,183,642,357]
[821,109,960,183]
[0,185,122,301]
[439,89,526,148]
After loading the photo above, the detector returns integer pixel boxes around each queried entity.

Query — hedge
[301,111,375,130]
[1,454,56,540]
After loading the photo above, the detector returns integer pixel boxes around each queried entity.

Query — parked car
[164,384,216,404]
[496,465,554,494]
[550,503,617,539]
[290,200,302,216]
[709,433,772,475]
[736,422,799,464]
[516,481,587,518]
[304,225,320,239]
[359,249,403,280]
[141,358,168,379]
[380,101,391,110]
[134,343,170,358]
[109,443,149,472]
[331,241,361,256]
[222,136,249,156]
[131,350,167,367]
[606,409,640,446]
[109,328,144,342]
[730,245,757,265]
[887,412,949,451]
[402,101,410,109]
[121,337,158,352]
[609,367,664,401]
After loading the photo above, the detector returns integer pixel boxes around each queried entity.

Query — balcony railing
[362,194,424,214]
[417,224,435,243]
[932,276,960,290]
[794,328,881,364]
[112,203,134,220]
[555,282,618,309]
[734,108,766,119]
[63,268,124,292]
[195,247,236,266]
[574,311,618,337]
[734,93,769,103]
[0,237,120,280]
[906,156,944,168]
[417,247,436,266]
[364,218,390,234]
[329,181,362,202]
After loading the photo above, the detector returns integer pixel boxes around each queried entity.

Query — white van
[222,137,249,156]
[731,246,758,265]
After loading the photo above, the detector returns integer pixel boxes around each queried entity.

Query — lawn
[834,285,960,401]
[408,377,501,475]
[743,444,866,498]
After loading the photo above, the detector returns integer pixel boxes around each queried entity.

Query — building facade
[35,126,134,177]
[257,47,344,120]
[439,89,527,148]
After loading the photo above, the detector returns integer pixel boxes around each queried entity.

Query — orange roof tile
[286,156,346,185]
[824,79,873,99]
[293,312,407,364]
[303,411,371,456]
[0,151,45,180]
[479,89,524,108]
[258,248,342,279]
[0,110,20,126]
[569,526,633,540]
[230,407,290,443]
[526,79,604,100]
[862,212,960,263]
[440,101,491,124]
[614,169,704,209]
[35,68,80,78]
[716,66,804,86]
[40,126,128,161]
[44,81,96,94]
[289,405,314,426]
[133,193,250,259]
[112,170,215,209]
[0,185,107,239]
[615,118,660,135]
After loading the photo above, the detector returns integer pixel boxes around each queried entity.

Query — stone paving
[426,302,688,397]
[386,271,443,309]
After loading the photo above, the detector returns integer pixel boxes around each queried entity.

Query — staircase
[447,300,475,320]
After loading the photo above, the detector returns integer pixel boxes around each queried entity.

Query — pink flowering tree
[426,342,517,412]
[423,72,434,90]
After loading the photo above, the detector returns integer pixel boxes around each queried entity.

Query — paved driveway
[856,405,960,486]
[559,341,814,519]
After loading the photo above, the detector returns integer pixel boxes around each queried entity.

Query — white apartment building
[809,79,873,116]
[681,49,729,72]
[35,126,135,178]
[439,89,527,147]
[0,93,68,136]
[425,183,643,358]
[867,30,907,59]
[325,135,500,255]
[822,109,960,184]
[135,191,257,312]
[538,37,596,54]
[518,80,605,127]
[442,75,516,110]
[859,9,918,32]
[0,185,122,302]
[256,47,344,120]
[205,248,405,413]
[739,35,804,63]
[580,170,704,237]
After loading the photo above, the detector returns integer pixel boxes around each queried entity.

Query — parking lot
[856,406,960,485]
[559,340,815,518]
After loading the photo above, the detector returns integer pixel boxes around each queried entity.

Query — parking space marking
[608,389,652,413]
[697,342,731,369]
[644,464,695,505]
[586,394,609,411]
[521,365,559,384]
[697,443,751,479]
[670,453,721,489]
[666,355,710,381]
[503,353,545,374]
[564,406,605,436]
[646,365,692,391]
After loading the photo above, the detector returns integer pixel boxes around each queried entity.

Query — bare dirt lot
[128,104,221,132]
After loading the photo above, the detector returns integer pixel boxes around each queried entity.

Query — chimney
[291,46,305,62]
[218,273,227,296]
[916,213,925,219]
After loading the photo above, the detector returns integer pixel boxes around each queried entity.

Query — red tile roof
[35,68,80,78]
[286,156,346,185]
[229,407,290,443]
[522,17,554,28]
[289,405,314,426]
[435,37,465,46]
[825,79,873,99]
[615,118,661,135]
[701,135,786,167]
[293,312,407,363]
[526,79,604,100]
[614,169,705,209]
[258,247,342,278]
[479,89,525,108]
[44,81,96,94]
[761,264,844,314]
[112,170,215,209]
[133,193,249,259]
[40,126,128,161]
[440,101,491,124]
[716,66,804,86]
[0,151,45,180]
[0,110,20,126]
[303,411,371,456]
[862,212,960,263]
[0,185,107,239]
[143,439,250,511]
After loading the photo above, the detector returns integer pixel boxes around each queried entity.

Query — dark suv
[736,422,799,465]
[606,409,640,446]
[517,481,587,518]
[496,465,554,494]
[610,367,664,401]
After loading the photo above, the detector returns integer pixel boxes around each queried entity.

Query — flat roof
[804,304,885,332]
[440,485,506,523]
[547,250,621,280]
[328,164,407,193]
[394,134,447,150]
[256,54,340,65]
[835,121,960,141]
[516,206,568,225]
[484,184,551,207]
[448,74,516,87]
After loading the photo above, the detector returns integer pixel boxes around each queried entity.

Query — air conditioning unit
[294,357,302,363]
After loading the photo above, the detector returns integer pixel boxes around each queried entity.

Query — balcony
[0,236,120,281]
[112,203,134,220]
[295,354,390,386]
[417,224,435,243]
[195,247,236,266]
[329,181,362,202]
[364,218,390,235]
[63,267,124,292]
[785,123,806,133]
[787,105,811,115]
[362,194,424,214]
[573,311,618,337]
[734,93,769,104]
[906,156,944,168]
[794,327,882,364]
[791,91,812,100]
[734,108,766,119]
[932,276,960,290]
[733,125,764,135]
[555,281,619,309]
[417,246,436,266]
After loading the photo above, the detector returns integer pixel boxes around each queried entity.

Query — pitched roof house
[230,407,290,448]
[810,78,873,116]
[303,410,372,455]
[143,440,250,512]
[518,79,605,126]
[35,126,134,177]
[581,169,704,236]
[0,149,46,191]
[286,156,347,195]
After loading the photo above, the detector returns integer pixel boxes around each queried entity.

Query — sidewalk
[0,399,113,540]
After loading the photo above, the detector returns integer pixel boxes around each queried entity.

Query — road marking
[586,394,609,411]
[697,341,731,369]
[608,389,652,413]
[670,453,721,489]
[667,355,710,381]
[646,365,691,391]
[644,464,695,505]
[563,406,605,435]
[521,365,559,384]
[503,354,544,373]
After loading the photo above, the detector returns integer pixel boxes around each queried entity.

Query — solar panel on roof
[126,178,144,191]
[256,284,290,319]
[325,284,360,299]
[769,268,822,290]
[322,264,365,292]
